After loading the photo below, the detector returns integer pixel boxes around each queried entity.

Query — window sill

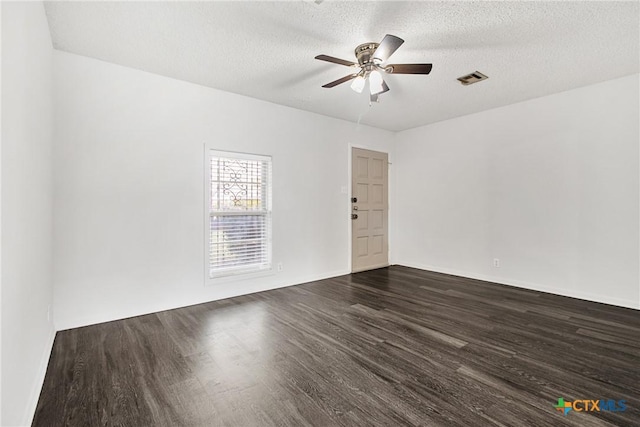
[205,267,275,286]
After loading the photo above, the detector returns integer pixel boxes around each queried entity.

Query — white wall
[1,2,56,426]
[52,50,394,330]
[395,74,640,309]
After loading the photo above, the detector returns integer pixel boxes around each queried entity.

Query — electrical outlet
[277,262,283,272]
[493,258,500,268]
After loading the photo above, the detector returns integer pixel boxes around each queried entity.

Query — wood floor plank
[33,266,640,426]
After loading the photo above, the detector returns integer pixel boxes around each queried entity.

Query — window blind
[208,152,272,278]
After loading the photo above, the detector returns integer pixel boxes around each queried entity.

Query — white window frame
[204,147,273,284]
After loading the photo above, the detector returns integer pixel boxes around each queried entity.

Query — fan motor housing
[355,43,379,66]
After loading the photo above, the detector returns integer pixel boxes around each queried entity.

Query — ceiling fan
[315,34,432,102]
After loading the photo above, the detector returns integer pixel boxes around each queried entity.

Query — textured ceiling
[44,1,639,131]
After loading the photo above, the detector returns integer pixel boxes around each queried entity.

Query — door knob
[351,214,358,220]
[351,197,357,203]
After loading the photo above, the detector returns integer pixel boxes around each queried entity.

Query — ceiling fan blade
[373,34,404,62]
[371,79,390,96]
[322,73,358,88]
[386,64,433,74]
[315,55,357,67]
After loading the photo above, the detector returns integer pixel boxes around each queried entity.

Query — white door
[351,148,388,272]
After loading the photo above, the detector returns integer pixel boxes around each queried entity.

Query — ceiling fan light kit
[315,34,432,103]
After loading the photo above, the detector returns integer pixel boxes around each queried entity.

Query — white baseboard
[55,268,351,331]
[397,261,639,310]
[22,326,56,427]
[53,261,640,331]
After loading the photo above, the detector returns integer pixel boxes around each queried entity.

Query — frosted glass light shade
[351,76,365,93]
[369,70,384,95]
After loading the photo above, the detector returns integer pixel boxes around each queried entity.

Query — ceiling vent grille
[457,71,488,86]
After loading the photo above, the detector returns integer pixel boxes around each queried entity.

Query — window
[206,150,272,280]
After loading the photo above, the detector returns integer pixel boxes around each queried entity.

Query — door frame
[347,144,391,273]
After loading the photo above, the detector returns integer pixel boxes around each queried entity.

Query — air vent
[457,71,488,86]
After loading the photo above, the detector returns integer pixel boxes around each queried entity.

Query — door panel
[351,148,388,272]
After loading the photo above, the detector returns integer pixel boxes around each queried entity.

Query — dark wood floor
[34,266,640,426]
